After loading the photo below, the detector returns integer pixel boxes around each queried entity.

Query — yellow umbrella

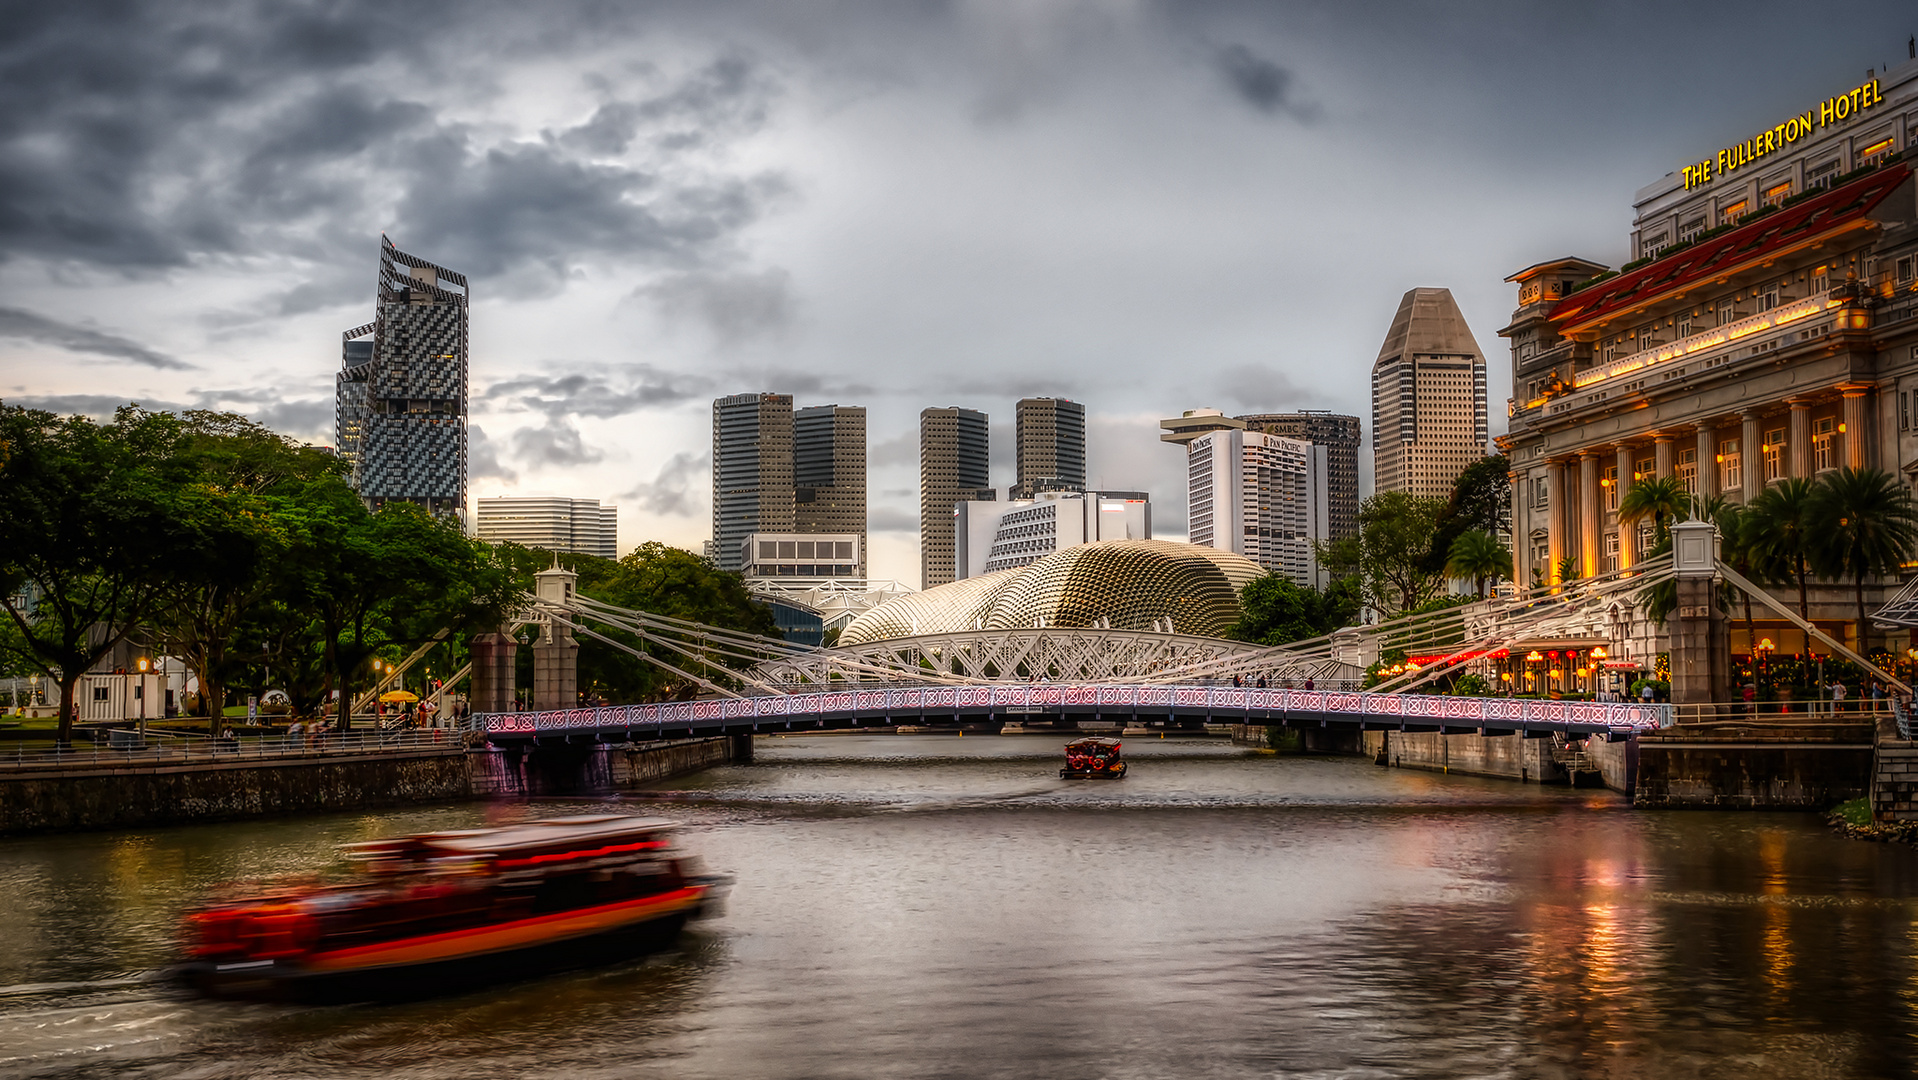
[379,690,419,703]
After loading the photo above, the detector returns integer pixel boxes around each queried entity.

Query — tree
[1230,574,1361,646]
[1357,491,1448,616]
[1445,530,1511,598]
[1618,475,1690,553]
[1745,477,1819,619]
[1808,467,1918,652]
[1424,454,1511,576]
[0,406,202,745]
[575,542,780,701]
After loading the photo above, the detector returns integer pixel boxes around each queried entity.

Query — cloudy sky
[4,1,1916,586]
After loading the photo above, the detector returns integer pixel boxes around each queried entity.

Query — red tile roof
[1547,163,1912,333]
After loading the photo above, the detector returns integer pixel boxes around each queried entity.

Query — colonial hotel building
[1502,56,1918,649]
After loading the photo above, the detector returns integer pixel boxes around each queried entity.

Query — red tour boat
[1060,737,1127,779]
[176,815,724,1002]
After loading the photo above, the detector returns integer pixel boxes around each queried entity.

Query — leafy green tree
[1445,530,1511,598]
[1809,467,1918,652]
[1356,491,1448,616]
[1229,574,1360,646]
[576,542,779,701]
[1745,477,1819,619]
[0,405,204,744]
[1424,454,1511,576]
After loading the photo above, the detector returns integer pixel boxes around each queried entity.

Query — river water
[4,734,1918,1079]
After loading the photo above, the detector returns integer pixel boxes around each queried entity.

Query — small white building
[954,490,1151,580]
[475,496,618,559]
[739,532,865,587]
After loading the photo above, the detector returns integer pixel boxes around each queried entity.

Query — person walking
[1831,679,1848,714]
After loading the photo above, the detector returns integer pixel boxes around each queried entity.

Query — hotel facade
[1502,59,1918,646]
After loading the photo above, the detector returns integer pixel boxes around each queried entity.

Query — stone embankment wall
[0,749,471,834]
[1358,729,1568,784]
[1632,723,1873,810]
[0,736,747,834]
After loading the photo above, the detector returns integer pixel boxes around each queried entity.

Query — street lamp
[135,656,151,745]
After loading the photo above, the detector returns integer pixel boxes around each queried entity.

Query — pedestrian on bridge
[1831,680,1848,714]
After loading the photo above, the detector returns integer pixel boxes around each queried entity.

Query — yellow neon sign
[1682,78,1883,190]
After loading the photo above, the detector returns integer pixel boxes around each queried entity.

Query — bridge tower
[469,625,518,714]
[1669,520,1729,705]
[532,562,580,710]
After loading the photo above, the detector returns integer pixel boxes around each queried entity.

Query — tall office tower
[793,405,869,578]
[337,236,469,521]
[475,497,618,559]
[920,407,993,588]
[1237,412,1363,540]
[1186,429,1329,587]
[1370,288,1489,497]
[1012,397,1086,498]
[712,393,795,573]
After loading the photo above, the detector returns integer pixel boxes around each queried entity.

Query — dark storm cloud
[0,307,191,370]
[621,451,707,517]
[637,267,795,343]
[188,387,335,438]
[511,418,603,467]
[1212,44,1317,122]
[483,368,714,420]
[468,424,518,483]
[0,1,785,308]
[3,394,191,418]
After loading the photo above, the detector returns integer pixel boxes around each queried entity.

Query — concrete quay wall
[1632,725,1874,810]
[0,749,472,835]
[0,737,746,834]
[1358,729,1569,784]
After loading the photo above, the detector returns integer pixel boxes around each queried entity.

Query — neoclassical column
[1579,452,1599,579]
[1615,444,1635,570]
[1789,401,1812,478]
[1654,435,1674,480]
[1545,462,1566,583]
[1843,387,1872,469]
[1696,426,1716,500]
[1741,412,1761,502]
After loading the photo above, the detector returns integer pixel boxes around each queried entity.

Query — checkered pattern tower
[338,236,469,523]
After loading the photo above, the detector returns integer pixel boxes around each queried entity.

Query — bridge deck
[475,685,1669,742]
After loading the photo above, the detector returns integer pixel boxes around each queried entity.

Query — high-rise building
[1237,412,1363,540]
[920,407,993,588]
[337,236,469,521]
[713,394,867,577]
[794,405,867,567]
[1012,397,1086,498]
[1371,288,1489,498]
[1186,429,1329,587]
[475,497,617,559]
[954,490,1150,579]
[712,393,794,573]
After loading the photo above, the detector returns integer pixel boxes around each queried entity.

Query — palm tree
[1445,530,1511,598]
[1618,475,1690,553]
[1697,495,1762,663]
[1746,477,1819,619]
[1808,467,1918,653]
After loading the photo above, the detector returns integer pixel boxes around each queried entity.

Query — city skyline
[7,6,1918,587]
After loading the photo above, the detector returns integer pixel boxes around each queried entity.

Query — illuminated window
[1720,200,1748,227]
[1716,299,1737,326]
[1677,448,1697,494]
[1718,438,1741,492]
[1603,465,1619,511]
[1861,137,1896,167]
[1764,181,1792,208]
[1814,416,1836,471]
[1763,428,1784,481]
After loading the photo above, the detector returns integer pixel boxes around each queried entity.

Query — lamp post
[135,656,151,745]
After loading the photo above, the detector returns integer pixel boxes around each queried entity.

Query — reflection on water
[3,734,1918,1078]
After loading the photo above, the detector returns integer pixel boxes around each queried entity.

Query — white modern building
[1186,429,1329,587]
[740,532,864,586]
[475,497,618,559]
[953,490,1150,580]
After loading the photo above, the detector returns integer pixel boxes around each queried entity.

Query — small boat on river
[1060,737,1126,779]
[175,814,724,1003]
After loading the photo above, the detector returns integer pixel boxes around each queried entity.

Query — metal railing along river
[0,727,466,773]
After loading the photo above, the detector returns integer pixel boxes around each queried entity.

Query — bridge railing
[468,684,1674,739]
[0,727,466,773]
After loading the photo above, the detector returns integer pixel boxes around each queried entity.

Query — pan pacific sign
[1682,78,1884,190]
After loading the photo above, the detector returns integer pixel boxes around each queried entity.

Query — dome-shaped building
[838,539,1266,645]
